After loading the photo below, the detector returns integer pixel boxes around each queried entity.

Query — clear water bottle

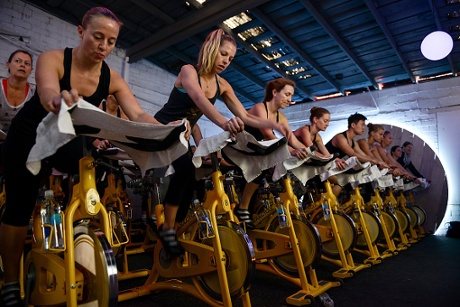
[50,201,65,249]
[297,195,305,216]
[318,293,334,307]
[193,199,215,239]
[275,197,289,228]
[321,196,331,221]
[40,191,52,251]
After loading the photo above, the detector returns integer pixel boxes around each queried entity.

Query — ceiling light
[420,31,453,61]
[223,12,252,29]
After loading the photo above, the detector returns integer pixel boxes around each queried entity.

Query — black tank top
[296,125,317,145]
[102,99,121,118]
[244,101,279,141]
[154,73,220,127]
[9,48,111,138]
[325,131,354,159]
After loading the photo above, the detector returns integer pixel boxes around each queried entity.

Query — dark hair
[391,145,401,155]
[310,106,330,123]
[7,50,33,73]
[264,78,295,102]
[347,112,367,128]
[383,130,391,137]
[402,141,412,148]
[81,7,123,29]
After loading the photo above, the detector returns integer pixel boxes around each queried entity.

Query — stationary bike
[229,166,339,305]
[25,149,120,306]
[118,151,255,306]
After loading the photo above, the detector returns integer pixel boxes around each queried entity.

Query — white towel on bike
[272,152,334,183]
[334,159,374,187]
[26,98,188,175]
[372,174,395,189]
[193,131,290,182]
[273,158,335,184]
[318,156,360,182]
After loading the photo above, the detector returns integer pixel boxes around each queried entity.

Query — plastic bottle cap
[44,190,54,198]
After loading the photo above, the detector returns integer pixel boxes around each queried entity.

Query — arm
[191,123,203,146]
[35,50,80,112]
[218,77,286,135]
[293,126,314,147]
[334,134,377,164]
[109,71,161,125]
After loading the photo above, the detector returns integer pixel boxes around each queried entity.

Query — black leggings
[2,134,84,227]
[163,148,197,222]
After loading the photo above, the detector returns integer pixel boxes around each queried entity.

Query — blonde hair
[196,29,236,75]
[367,123,384,135]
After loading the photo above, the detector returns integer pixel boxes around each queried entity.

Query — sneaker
[235,208,255,230]
[0,282,24,307]
[157,225,185,256]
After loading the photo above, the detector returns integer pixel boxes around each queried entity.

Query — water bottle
[318,293,334,307]
[41,190,54,251]
[297,195,305,216]
[321,196,331,221]
[275,197,289,228]
[193,199,215,239]
[50,202,65,249]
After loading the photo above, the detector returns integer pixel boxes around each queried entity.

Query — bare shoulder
[247,102,263,115]
[356,138,366,145]
[38,49,64,63]
[180,64,196,74]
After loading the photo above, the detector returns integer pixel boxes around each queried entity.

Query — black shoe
[157,225,185,256]
[0,282,24,307]
[235,208,255,230]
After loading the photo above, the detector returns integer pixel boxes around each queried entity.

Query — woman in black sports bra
[237,78,311,228]
[0,8,176,305]
[153,30,289,256]
[293,106,347,169]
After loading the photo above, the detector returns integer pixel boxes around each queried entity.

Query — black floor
[118,234,460,306]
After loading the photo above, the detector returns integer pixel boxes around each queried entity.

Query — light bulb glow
[420,31,453,61]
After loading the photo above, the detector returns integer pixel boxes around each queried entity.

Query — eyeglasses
[13,59,32,67]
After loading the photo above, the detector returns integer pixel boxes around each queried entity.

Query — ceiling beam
[219,24,315,101]
[128,0,175,24]
[250,8,343,94]
[127,0,272,62]
[428,0,457,76]
[299,0,379,90]
[364,0,416,83]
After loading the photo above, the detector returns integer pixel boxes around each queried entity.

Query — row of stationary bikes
[5,129,427,307]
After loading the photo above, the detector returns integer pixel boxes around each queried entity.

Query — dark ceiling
[25,0,460,108]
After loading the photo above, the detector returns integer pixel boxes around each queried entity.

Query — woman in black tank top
[293,106,345,166]
[0,8,171,303]
[236,78,311,228]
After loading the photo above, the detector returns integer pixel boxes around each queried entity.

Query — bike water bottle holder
[41,221,66,253]
[108,211,129,247]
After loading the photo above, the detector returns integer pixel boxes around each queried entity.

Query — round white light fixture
[420,31,453,61]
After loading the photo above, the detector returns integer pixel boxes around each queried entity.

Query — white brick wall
[2,0,459,233]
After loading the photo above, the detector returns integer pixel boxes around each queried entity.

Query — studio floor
[118,234,460,307]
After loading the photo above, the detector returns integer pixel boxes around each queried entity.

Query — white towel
[372,174,395,189]
[26,98,188,176]
[193,131,290,182]
[335,159,373,187]
[403,180,421,191]
[319,156,361,182]
[272,151,334,183]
